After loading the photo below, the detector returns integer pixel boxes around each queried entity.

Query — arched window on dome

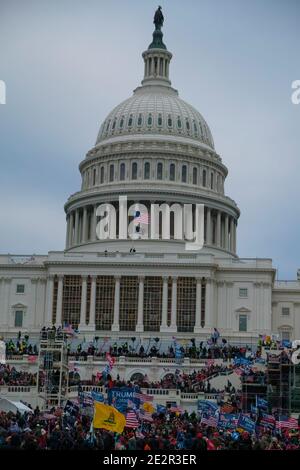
[157,113,163,127]
[100,166,104,184]
[119,116,124,129]
[157,162,163,180]
[181,165,187,183]
[120,163,126,181]
[216,174,219,192]
[109,164,114,182]
[170,163,175,181]
[177,117,182,129]
[144,162,150,180]
[202,169,207,187]
[186,119,190,132]
[193,120,198,136]
[93,168,96,186]
[128,114,133,127]
[198,121,203,135]
[132,162,138,180]
[193,167,198,185]
[112,118,117,131]
[137,114,143,127]
[106,120,111,132]
[210,172,214,190]
[167,114,173,128]
[147,114,153,126]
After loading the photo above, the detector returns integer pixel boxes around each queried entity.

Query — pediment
[11,303,27,309]
[235,307,251,313]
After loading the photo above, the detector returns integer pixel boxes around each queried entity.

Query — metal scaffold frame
[36,330,69,410]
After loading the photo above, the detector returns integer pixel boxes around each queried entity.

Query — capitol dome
[64,12,240,258]
[96,86,215,151]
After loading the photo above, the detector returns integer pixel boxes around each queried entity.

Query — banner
[93,402,126,433]
[218,413,239,429]
[91,391,104,403]
[157,404,167,414]
[197,400,219,414]
[108,387,140,413]
[237,414,256,433]
[256,397,268,410]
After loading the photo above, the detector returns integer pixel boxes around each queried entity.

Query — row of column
[66,205,237,253]
[144,55,170,80]
[45,275,214,333]
[206,208,236,253]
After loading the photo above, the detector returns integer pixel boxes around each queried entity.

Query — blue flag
[237,414,256,433]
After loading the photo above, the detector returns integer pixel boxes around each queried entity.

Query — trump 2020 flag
[93,402,126,434]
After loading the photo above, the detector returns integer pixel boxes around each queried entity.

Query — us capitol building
[1,10,300,348]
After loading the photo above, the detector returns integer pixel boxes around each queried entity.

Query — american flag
[134,392,153,403]
[139,410,154,422]
[106,352,115,370]
[133,210,150,225]
[63,323,75,336]
[275,416,299,430]
[169,406,184,414]
[201,414,218,427]
[259,414,276,430]
[27,355,37,363]
[125,410,139,429]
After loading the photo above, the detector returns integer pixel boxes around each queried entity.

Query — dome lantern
[141,7,172,88]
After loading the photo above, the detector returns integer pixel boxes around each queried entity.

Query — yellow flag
[142,402,155,414]
[93,402,126,434]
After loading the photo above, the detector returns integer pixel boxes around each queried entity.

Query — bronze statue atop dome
[154,6,164,30]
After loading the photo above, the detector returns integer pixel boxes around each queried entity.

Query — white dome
[96,85,215,150]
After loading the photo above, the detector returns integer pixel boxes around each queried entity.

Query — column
[225,281,233,330]
[68,211,74,247]
[1,278,11,330]
[230,217,235,252]
[82,207,88,244]
[112,276,120,332]
[169,277,177,332]
[91,205,97,242]
[224,215,229,251]
[87,275,96,330]
[55,275,64,327]
[217,281,225,331]
[65,216,70,249]
[206,208,211,245]
[160,276,169,332]
[79,275,88,329]
[233,221,237,253]
[204,278,214,329]
[194,277,202,333]
[136,276,144,332]
[263,282,272,332]
[74,210,79,245]
[216,211,221,247]
[28,278,36,330]
[45,275,54,326]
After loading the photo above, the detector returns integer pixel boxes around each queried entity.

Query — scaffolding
[266,350,294,415]
[36,330,69,410]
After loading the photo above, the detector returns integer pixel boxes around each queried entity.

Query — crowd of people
[4,335,38,357]
[0,405,299,450]
[0,364,37,387]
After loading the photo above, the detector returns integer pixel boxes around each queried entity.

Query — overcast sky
[0,0,299,279]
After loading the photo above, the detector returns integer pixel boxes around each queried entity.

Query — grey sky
[0,0,299,279]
